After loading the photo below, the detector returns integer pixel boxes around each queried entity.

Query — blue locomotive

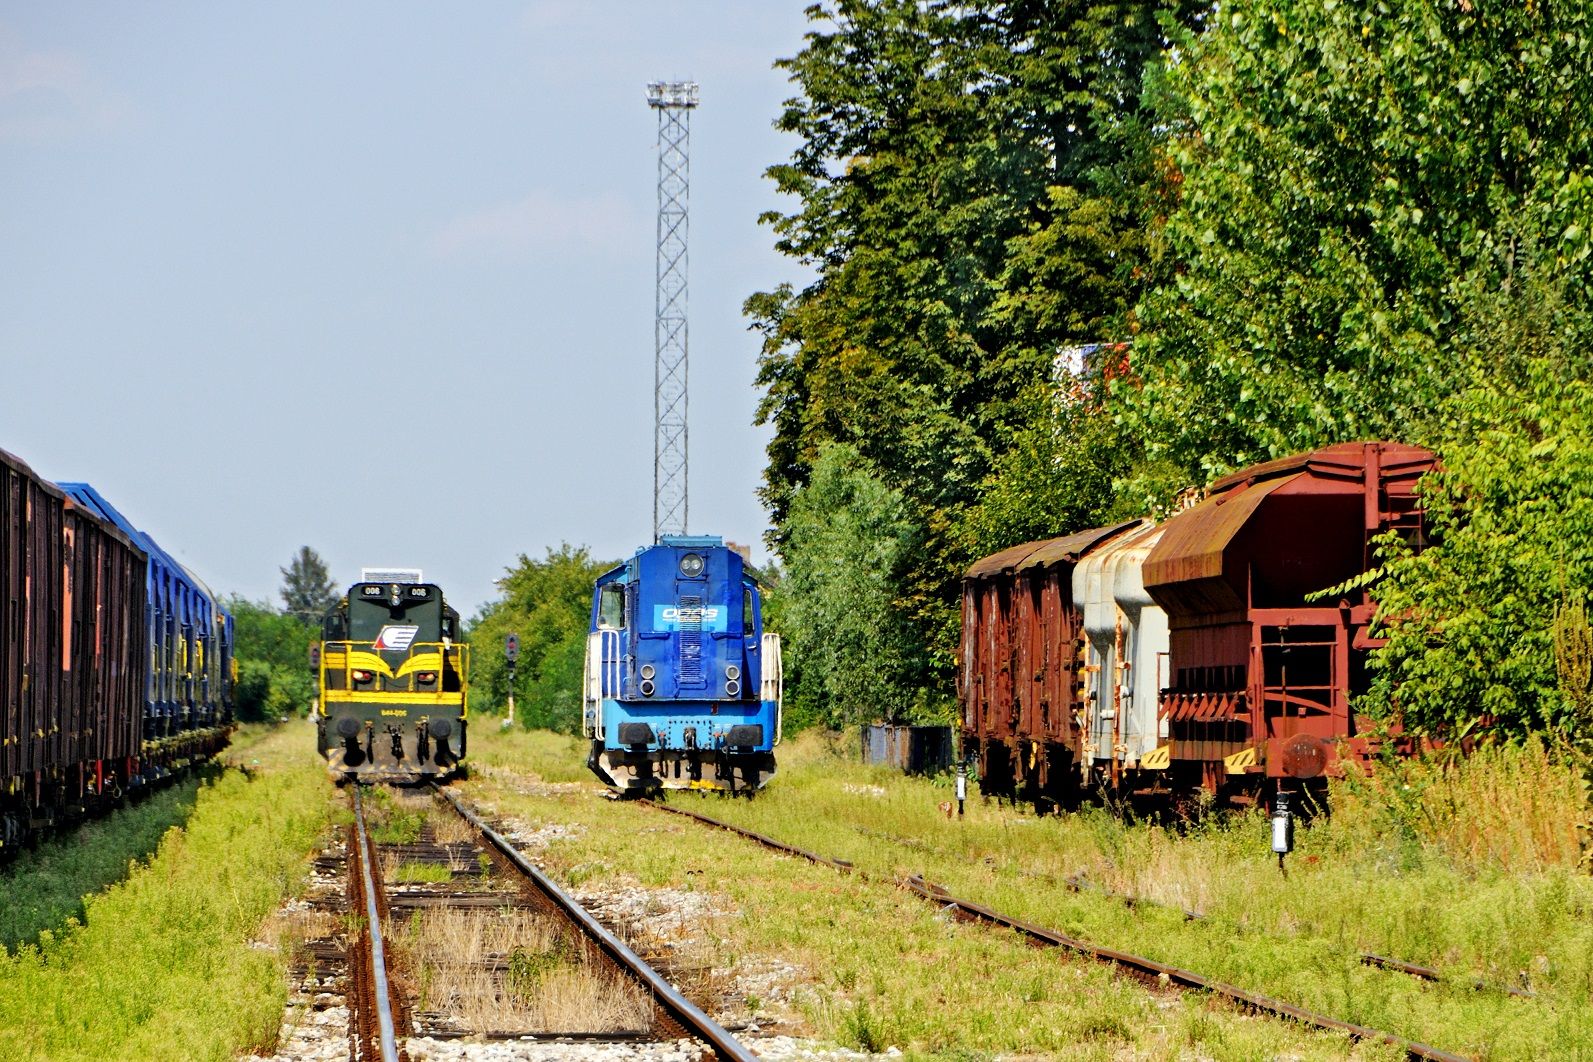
[584,536,782,794]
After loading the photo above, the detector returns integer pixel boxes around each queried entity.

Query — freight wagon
[1,448,233,852]
[959,441,1436,808]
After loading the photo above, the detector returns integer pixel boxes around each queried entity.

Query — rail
[351,785,401,1062]
[433,786,758,1062]
[637,799,1474,1062]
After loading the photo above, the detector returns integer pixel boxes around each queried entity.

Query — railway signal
[505,633,519,722]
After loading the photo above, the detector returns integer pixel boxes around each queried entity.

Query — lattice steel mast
[648,80,698,541]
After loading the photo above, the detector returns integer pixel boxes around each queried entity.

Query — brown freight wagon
[959,521,1139,804]
[1142,440,1436,800]
[2,447,147,848]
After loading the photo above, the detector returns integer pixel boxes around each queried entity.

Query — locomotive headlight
[640,664,656,680]
[679,553,705,578]
[416,671,437,685]
[726,679,741,697]
[640,679,656,696]
[725,664,741,680]
[352,669,375,684]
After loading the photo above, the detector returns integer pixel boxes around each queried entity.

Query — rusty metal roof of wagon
[1206,440,1436,494]
[1143,474,1300,590]
[965,521,1140,580]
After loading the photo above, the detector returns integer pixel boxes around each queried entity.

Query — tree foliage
[747,0,1593,742]
[466,545,612,733]
[1126,0,1593,484]
[776,444,929,728]
[1370,270,1593,741]
[750,0,1192,696]
[278,546,339,624]
[227,596,315,722]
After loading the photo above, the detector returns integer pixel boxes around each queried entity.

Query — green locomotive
[316,576,469,782]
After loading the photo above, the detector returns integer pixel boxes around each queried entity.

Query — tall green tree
[777,443,929,728]
[1126,0,1593,486]
[466,545,612,732]
[279,546,339,624]
[750,0,1193,692]
[227,597,316,721]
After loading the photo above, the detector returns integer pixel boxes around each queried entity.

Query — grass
[461,726,1383,1060]
[461,723,1593,1060]
[0,722,333,1062]
[394,903,650,1033]
[0,775,206,951]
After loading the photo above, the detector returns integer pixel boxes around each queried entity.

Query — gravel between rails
[246,790,904,1062]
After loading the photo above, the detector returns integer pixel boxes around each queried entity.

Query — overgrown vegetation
[465,544,613,731]
[0,776,205,952]
[0,724,330,1061]
[1369,271,1593,740]
[749,0,1593,741]
[229,597,316,722]
[464,725,1593,1059]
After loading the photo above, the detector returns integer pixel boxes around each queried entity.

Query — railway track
[638,799,1475,1062]
[332,783,758,1062]
[851,820,1535,1000]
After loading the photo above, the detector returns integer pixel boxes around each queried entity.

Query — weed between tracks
[461,724,1593,1061]
[371,802,653,1037]
[392,904,650,1034]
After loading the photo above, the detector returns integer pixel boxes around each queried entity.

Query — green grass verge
[1,775,206,951]
[0,722,332,1062]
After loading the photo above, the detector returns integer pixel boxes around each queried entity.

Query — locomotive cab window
[598,584,625,629]
[742,587,755,633]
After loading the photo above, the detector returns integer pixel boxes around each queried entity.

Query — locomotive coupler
[387,725,405,761]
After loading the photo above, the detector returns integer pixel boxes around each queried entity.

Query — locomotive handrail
[319,640,467,699]
[761,632,783,745]
[583,629,621,737]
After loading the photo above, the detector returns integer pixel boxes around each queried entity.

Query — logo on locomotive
[372,624,421,651]
[652,605,727,631]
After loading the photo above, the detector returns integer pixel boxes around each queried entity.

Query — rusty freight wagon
[2,448,146,848]
[1142,440,1437,799]
[958,521,1139,804]
[3,447,233,852]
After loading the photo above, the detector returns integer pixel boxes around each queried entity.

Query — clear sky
[2,2,815,619]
